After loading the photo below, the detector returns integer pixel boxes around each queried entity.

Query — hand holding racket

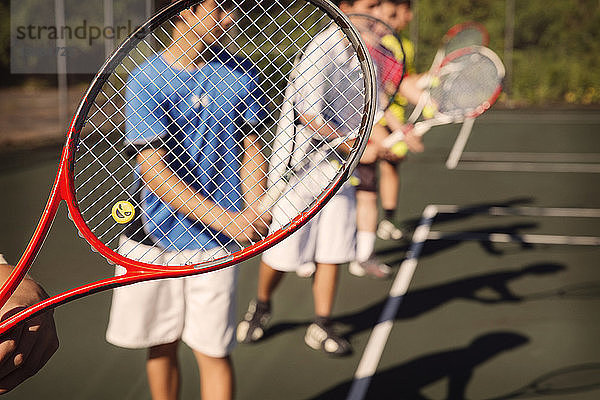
[0,0,376,335]
[383,46,505,149]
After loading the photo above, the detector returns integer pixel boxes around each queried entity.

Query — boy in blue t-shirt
[106,2,268,399]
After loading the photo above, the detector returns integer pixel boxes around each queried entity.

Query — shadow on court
[481,363,600,400]
[379,220,539,266]
[338,262,565,338]
[258,262,566,346]
[396,197,535,232]
[309,331,530,400]
[376,197,542,266]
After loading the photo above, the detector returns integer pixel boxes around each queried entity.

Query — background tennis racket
[348,13,406,121]
[0,0,376,335]
[431,21,490,71]
[437,22,490,169]
[383,45,504,148]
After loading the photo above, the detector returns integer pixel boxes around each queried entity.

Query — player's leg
[193,352,234,400]
[306,264,351,356]
[352,165,392,279]
[237,220,315,344]
[305,186,354,356]
[182,265,237,400]
[312,262,339,317]
[147,341,180,400]
[377,159,405,240]
[257,260,285,304]
[107,238,188,399]
[356,188,378,261]
[236,260,283,343]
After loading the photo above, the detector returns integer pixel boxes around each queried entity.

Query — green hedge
[413,0,600,105]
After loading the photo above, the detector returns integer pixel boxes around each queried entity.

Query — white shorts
[106,237,238,358]
[262,183,356,272]
[0,254,7,265]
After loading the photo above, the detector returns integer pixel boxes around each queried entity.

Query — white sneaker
[377,219,405,240]
[304,322,351,356]
[296,262,316,278]
[349,258,392,279]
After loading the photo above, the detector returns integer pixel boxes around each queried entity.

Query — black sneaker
[236,299,271,344]
[304,320,351,356]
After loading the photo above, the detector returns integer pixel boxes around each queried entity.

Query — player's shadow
[482,362,600,400]
[309,331,530,400]
[378,197,539,264]
[402,197,536,229]
[262,262,564,343]
[336,262,565,339]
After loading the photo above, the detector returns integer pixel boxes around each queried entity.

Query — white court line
[346,205,600,400]
[346,205,438,400]
[433,205,600,218]
[476,112,600,125]
[446,118,475,170]
[461,152,600,163]
[456,162,600,173]
[428,231,600,246]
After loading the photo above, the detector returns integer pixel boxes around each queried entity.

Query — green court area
[1,109,599,399]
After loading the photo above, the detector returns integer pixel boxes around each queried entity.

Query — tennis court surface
[1,109,599,399]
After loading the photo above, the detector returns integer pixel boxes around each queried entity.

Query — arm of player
[296,113,355,155]
[137,149,267,241]
[398,74,425,106]
[241,134,271,227]
[0,264,58,394]
[382,74,428,154]
[358,124,390,164]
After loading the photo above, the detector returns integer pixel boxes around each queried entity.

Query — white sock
[356,231,376,262]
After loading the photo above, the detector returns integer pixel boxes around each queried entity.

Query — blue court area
[1,109,599,399]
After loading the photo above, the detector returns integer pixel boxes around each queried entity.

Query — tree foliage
[414,0,600,105]
[1,0,599,105]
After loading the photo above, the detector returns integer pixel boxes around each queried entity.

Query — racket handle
[259,184,285,213]
[413,121,433,137]
[382,129,404,148]
[383,121,433,149]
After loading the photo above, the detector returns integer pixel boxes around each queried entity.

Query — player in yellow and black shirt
[351,0,424,278]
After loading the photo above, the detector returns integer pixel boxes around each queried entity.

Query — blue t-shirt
[125,49,265,251]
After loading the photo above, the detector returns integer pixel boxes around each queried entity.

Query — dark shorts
[355,163,377,192]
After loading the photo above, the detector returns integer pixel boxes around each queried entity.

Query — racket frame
[0,0,377,334]
[431,21,490,69]
[384,45,504,146]
[347,13,407,118]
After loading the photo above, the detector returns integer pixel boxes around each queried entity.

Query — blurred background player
[105,2,268,399]
[0,254,59,394]
[350,0,423,279]
[237,0,382,356]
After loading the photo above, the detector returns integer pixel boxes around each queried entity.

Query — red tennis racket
[0,0,376,335]
[383,45,505,147]
[348,13,407,119]
[431,21,490,70]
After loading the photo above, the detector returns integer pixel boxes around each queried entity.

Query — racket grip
[259,185,284,213]
[383,122,431,149]
[382,129,404,148]
[416,73,433,89]
[413,121,432,137]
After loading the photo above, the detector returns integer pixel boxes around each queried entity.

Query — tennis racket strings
[73,0,373,268]
[348,13,406,115]
[429,46,504,120]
